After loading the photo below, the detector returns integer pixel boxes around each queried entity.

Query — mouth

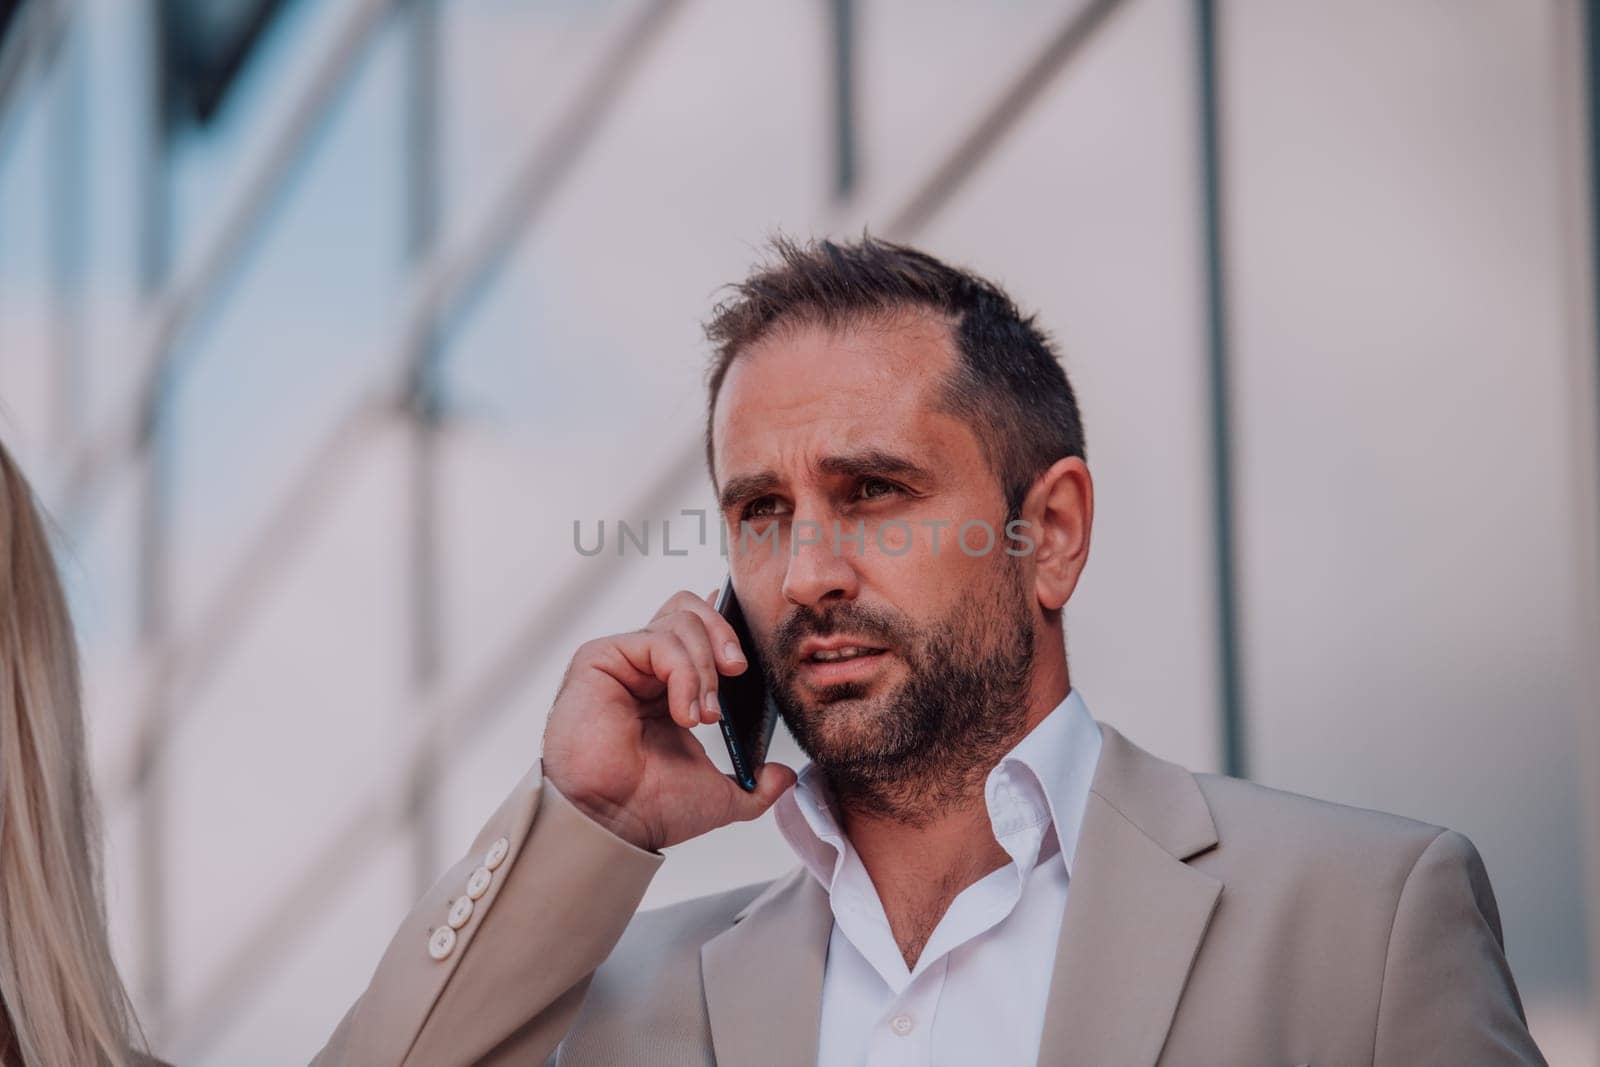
[796,641,893,685]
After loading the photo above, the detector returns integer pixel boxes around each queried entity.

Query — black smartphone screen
[713,576,779,791]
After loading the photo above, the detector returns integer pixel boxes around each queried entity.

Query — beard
[766,557,1037,826]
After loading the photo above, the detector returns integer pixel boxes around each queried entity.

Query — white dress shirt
[772,687,1104,1067]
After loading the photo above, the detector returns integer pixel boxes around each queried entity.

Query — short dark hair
[703,234,1087,518]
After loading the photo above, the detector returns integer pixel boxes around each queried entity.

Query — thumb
[729,762,797,821]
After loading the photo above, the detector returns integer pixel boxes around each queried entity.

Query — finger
[571,635,663,704]
[727,762,798,822]
[656,589,749,677]
[651,587,720,624]
[649,610,723,723]
[610,630,703,728]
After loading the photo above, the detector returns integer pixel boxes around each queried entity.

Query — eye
[741,496,788,521]
[855,477,903,501]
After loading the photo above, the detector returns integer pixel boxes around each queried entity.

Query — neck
[835,662,1071,969]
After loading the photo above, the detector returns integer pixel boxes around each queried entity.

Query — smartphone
[712,575,779,791]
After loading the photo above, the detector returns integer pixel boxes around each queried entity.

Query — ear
[1019,457,1093,612]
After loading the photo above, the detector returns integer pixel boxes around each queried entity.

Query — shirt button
[890,1014,914,1036]
[447,895,474,929]
[466,866,493,900]
[427,925,456,960]
[485,836,510,870]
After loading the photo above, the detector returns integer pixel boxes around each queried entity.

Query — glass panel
[1224,0,1589,1034]
[159,17,408,1020]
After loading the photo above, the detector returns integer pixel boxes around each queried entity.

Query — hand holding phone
[540,586,796,852]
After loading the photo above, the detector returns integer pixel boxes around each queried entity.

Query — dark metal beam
[133,0,175,1026]
[1580,0,1600,1044]
[828,0,857,200]
[1196,0,1248,779]
[1586,4,1600,562]
[402,0,444,901]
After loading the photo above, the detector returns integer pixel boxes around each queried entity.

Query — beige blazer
[312,724,1546,1066]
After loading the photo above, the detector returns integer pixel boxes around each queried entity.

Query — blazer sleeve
[310,759,664,1067]
[1371,828,1547,1066]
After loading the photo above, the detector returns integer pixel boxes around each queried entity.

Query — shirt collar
[774,687,1104,892]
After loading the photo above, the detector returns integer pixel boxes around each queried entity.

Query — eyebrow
[717,448,935,511]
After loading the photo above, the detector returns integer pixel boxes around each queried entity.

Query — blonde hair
[0,441,142,1066]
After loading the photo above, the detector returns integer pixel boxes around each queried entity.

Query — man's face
[712,313,1038,813]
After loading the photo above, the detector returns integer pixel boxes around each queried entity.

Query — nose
[781,518,859,609]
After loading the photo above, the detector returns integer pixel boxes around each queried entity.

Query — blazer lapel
[1037,724,1223,1066]
[701,867,832,1067]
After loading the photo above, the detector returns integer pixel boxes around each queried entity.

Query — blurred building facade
[0,0,1597,1062]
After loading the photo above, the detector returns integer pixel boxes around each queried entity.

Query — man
[314,237,1545,1066]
